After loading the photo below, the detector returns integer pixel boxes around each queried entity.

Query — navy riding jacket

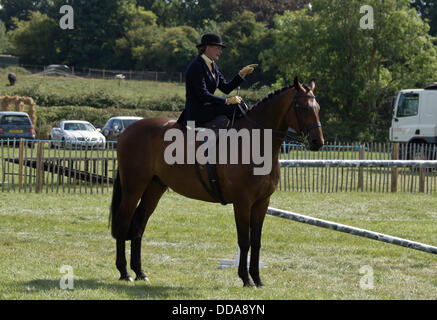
[177,56,244,126]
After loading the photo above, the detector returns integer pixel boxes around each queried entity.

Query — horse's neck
[249,87,293,132]
[245,87,293,151]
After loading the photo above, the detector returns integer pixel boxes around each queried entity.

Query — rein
[231,101,288,142]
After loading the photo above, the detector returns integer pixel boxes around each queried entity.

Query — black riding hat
[196,33,226,48]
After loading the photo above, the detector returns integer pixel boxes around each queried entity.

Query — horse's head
[286,77,324,151]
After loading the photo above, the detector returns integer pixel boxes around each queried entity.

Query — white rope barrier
[279,160,437,168]
[267,207,437,255]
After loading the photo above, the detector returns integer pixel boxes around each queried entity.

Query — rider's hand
[239,64,258,78]
[226,96,242,105]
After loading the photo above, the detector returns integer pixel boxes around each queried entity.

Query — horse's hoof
[135,275,150,282]
[243,279,255,287]
[119,275,134,282]
[251,277,264,287]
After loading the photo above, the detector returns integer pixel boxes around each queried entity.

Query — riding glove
[226,96,242,105]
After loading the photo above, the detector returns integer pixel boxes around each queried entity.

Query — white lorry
[390,83,437,145]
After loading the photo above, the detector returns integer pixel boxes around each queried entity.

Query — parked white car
[50,120,106,149]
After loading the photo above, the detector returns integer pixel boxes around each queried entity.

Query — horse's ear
[294,76,305,92]
[308,78,316,91]
[293,76,299,88]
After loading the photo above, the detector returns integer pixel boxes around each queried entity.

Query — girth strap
[193,161,227,205]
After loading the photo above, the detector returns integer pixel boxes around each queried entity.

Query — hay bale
[18,101,25,112]
[0,95,37,124]
[0,95,12,111]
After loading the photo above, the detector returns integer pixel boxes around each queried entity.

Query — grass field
[1,190,436,300]
[0,67,265,110]
[0,68,186,107]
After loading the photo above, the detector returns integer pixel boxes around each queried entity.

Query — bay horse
[109,77,324,287]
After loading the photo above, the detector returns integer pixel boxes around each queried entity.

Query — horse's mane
[249,85,294,111]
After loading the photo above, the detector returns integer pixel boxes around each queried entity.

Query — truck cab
[390,83,437,144]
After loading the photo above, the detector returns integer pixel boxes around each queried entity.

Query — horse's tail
[109,169,122,239]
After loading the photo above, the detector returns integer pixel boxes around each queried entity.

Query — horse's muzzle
[309,138,324,151]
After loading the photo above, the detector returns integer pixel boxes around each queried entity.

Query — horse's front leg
[128,203,148,281]
[116,239,133,281]
[233,201,254,287]
[248,197,270,287]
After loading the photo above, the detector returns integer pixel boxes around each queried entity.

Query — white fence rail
[277,142,437,193]
[1,140,437,194]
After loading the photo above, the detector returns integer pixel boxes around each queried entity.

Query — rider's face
[205,45,223,61]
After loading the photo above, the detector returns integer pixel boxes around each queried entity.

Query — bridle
[232,89,321,144]
[292,92,322,135]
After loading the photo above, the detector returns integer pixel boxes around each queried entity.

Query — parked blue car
[0,111,35,144]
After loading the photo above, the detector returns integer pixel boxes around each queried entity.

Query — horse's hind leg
[129,177,167,281]
[115,179,149,281]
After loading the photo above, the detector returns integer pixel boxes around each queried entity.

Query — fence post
[18,139,24,190]
[35,141,44,193]
[358,145,364,191]
[391,143,399,193]
[419,144,425,193]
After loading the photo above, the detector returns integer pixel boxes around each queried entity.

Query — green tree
[7,11,58,64]
[114,6,161,69]
[47,0,135,68]
[137,0,221,28]
[218,10,271,85]
[0,0,51,30]
[411,0,437,36]
[261,0,437,141]
[219,0,310,26]
[145,26,199,72]
[0,20,11,53]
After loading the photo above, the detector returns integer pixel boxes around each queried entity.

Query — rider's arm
[216,69,244,95]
